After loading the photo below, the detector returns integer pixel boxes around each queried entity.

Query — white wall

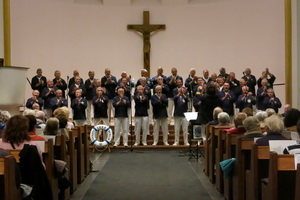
[9,0,285,111]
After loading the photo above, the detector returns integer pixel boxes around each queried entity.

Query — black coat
[19,144,53,200]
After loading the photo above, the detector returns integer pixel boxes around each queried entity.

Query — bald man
[26,90,44,110]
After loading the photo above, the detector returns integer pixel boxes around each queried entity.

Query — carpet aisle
[83,151,214,200]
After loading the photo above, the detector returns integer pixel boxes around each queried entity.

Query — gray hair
[266,108,276,117]
[255,111,268,122]
[213,107,223,119]
[264,115,284,134]
[218,112,230,124]
[243,116,261,132]
[44,117,59,135]
[0,110,11,124]
[234,112,247,127]
[35,110,45,120]
[22,109,36,116]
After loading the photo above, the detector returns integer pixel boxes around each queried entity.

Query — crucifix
[128,11,166,75]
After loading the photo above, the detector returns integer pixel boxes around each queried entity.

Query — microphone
[67,76,69,80]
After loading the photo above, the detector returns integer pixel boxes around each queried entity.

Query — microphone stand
[66,76,70,105]
[129,77,134,152]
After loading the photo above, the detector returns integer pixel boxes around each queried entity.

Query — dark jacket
[19,144,53,200]
[134,95,149,117]
[151,94,168,119]
[31,75,47,94]
[198,94,221,124]
[256,132,287,146]
[71,98,87,120]
[173,95,188,117]
[93,95,108,118]
[85,79,96,100]
[113,96,130,118]
[218,91,236,116]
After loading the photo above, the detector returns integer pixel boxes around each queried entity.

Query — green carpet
[84,151,212,200]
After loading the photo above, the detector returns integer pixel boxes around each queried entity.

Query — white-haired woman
[256,115,287,146]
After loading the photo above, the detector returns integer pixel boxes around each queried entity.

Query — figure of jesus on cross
[128,11,166,74]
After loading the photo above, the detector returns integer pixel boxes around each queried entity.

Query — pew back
[247,144,270,200]
[0,155,22,200]
[265,152,296,200]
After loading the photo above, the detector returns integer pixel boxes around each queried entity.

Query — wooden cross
[128,11,166,75]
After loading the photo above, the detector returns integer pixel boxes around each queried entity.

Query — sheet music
[184,112,198,121]
[269,140,297,154]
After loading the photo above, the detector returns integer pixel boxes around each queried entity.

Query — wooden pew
[208,125,232,183]
[215,130,241,194]
[84,125,92,175]
[72,126,85,184]
[246,144,270,200]
[6,149,20,163]
[67,131,78,194]
[204,124,214,176]
[231,138,253,200]
[0,155,22,200]
[54,134,70,200]
[295,163,300,200]
[262,152,296,200]
[4,140,59,199]
[43,139,59,200]
[215,129,227,193]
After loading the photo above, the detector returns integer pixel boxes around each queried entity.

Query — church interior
[1,0,300,199]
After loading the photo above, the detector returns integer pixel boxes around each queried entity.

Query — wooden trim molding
[285,0,292,104]
[3,0,10,66]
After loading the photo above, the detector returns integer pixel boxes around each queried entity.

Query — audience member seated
[44,117,60,136]
[35,110,46,135]
[256,115,287,146]
[22,108,36,116]
[265,108,276,117]
[281,104,291,117]
[25,115,45,141]
[0,110,11,138]
[255,111,268,130]
[0,115,44,165]
[284,118,300,154]
[32,103,40,110]
[224,112,247,134]
[283,108,300,131]
[55,114,70,140]
[242,107,253,116]
[241,116,264,138]
[53,106,74,130]
[215,112,234,128]
[208,107,223,125]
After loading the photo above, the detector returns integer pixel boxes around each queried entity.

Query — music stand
[184,112,203,161]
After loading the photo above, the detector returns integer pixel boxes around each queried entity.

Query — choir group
[25,66,282,146]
